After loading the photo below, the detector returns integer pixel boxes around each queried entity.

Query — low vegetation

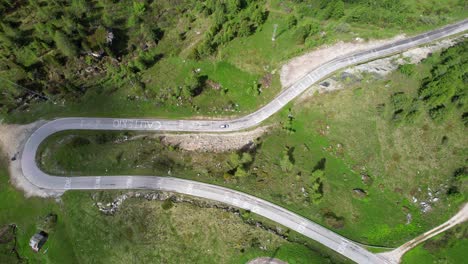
[2,0,466,123]
[402,223,468,264]
[3,1,467,262]
[37,43,467,248]
[0,154,342,263]
[390,42,467,123]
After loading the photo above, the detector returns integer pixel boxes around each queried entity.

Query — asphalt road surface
[20,20,468,264]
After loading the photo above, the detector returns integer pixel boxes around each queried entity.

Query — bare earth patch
[0,121,62,197]
[294,34,467,102]
[158,125,269,152]
[247,257,287,264]
[280,35,406,88]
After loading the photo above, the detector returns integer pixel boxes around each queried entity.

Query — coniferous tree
[54,31,78,58]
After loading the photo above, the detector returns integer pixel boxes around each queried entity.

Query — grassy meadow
[4,0,467,123]
[402,223,468,264]
[37,42,467,248]
[1,153,341,263]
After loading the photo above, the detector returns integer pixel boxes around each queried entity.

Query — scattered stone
[340,72,358,82]
[406,213,412,225]
[361,174,373,186]
[247,257,287,264]
[319,81,330,87]
[259,73,272,88]
[353,188,367,198]
[354,37,364,43]
[281,34,407,88]
[420,202,432,213]
[106,31,114,44]
[206,80,222,90]
[158,126,268,153]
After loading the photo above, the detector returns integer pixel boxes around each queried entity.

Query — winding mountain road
[20,20,468,264]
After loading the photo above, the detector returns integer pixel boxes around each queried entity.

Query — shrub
[293,25,310,45]
[279,150,294,172]
[287,15,298,29]
[240,152,253,164]
[399,63,416,76]
[330,0,345,19]
[334,23,350,33]
[323,212,345,229]
[234,167,248,177]
[54,31,77,58]
[308,170,324,204]
[428,105,448,121]
[162,199,174,210]
[69,137,91,148]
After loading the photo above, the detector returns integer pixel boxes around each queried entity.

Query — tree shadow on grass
[313,158,326,171]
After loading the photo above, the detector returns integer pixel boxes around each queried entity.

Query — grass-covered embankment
[1,154,341,263]
[3,0,467,123]
[37,41,468,248]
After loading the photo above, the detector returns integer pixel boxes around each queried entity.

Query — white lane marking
[223,192,230,203]
[194,122,202,129]
[148,121,161,130]
[316,68,324,77]
[297,221,307,233]
[186,183,193,195]
[298,82,306,89]
[251,205,260,213]
[277,99,285,106]
[253,115,262,124]
[94,176,101,189]
[155,182,162,189]
[126,176,133,189]
[232,198,240,206]
[242,202,251,210]
[337,242,347,254]
[297,225,305,233]
[64,177,71,190]
[111,119,161,130]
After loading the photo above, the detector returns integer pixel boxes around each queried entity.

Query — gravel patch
[158,126,269,152]
[247,257,287,264]
[296,34,467,99]
[280,35,406,88]
[0,120,63,197]
[0,120,269,197]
